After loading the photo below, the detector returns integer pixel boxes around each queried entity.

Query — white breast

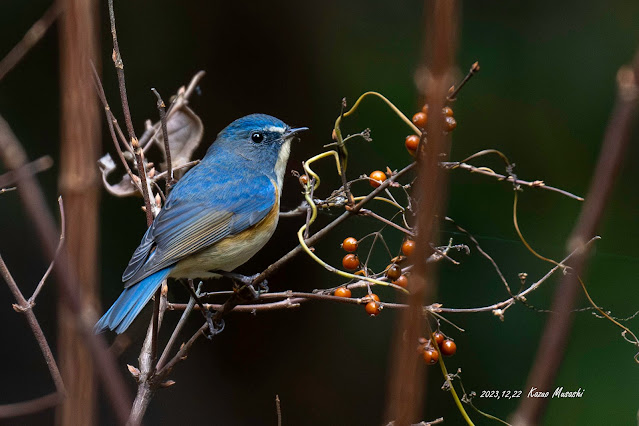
[274,139,291,189]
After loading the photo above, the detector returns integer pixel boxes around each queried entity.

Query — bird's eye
[251,132,264,143]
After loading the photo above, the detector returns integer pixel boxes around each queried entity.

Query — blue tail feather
[95,267,173,334]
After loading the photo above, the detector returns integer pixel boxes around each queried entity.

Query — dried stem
[0,156,53,188]
[385,1,458,423]
[30,197,65,303]
[0,114,132,424]
[151,88,174,190]
[107,0,153,225]
[0,255,65,417]
[91,62,140,191]
[441,161,583,201]
[512,50,639,425]
[0,2,62,81]
[0,393,64,419]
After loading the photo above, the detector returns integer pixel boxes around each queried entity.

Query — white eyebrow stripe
[266,126,286,133]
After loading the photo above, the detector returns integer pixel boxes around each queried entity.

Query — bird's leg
[180,279,223,337]
[215,271,269,299]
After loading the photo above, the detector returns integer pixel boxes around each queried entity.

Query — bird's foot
[204,313,225,340]
[216,271,268,300]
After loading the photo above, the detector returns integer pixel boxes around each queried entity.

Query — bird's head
[208,113,307,186]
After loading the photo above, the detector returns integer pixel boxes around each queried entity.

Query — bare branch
[0,114,132,424]
[441,161,583,201]
[512,50,639,425]
[0,255,65,415]
[0,2,62,81]
[151,88,174,190]
[0,393,64,419]
[29,197,65,303]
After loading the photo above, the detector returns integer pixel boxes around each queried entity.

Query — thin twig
[0,2,62,81]
[360,208,415,236]
[29,197,65,303]
[156,281,202,371]
[0,255,66,415]
[0,156,53,188]
[151,88,174,190]
[0,393,64,419]
[442,162,583,201]
[447,61,480,101]
[107,0,153,225]
[276,395,282,426]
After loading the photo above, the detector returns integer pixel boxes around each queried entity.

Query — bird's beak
[284,127,309,140]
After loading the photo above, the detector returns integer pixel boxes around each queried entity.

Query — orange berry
[412,112,427,128]
[440,339,457,356]
[442,106,454,117]
[386,264,402,281]
[334,287,352,298]
[432,331,445,347]
[342,237,358,252]
[365,301,381,316]
[405,134,420,152]
[369,170,387,188]
[421,104,429,114]
[423,348,439,365]
[342,254,360,270]
[368,293,380,302]
[299,174,309,186]
[445,116,457,132]
[393,275,408,288]
[401,239,416,256]
[354,269,367,276]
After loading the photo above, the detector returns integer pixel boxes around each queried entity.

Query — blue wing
[122,162,277,287]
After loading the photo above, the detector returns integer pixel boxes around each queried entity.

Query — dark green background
[1,0,638,424]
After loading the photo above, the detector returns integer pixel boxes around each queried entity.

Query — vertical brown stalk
[511,51,639,426]
[57,0,101,424]
[384,1,457,424]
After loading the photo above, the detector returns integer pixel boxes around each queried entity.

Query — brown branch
[156,281,202,371]
[151,88,174,190]
[360,208,415,236]
[107,0,153,225]
[385,1,458,423]
[442,161,584,201]
[512,51,639,426]
[57,0,103,421]
[0,393,64,419]
[0,156,53,188]
[164,235,591,316]
[0,2,62,81]
[29,197,65,303]
[0,256,65,416]
[90,62,140,190]
[0,114,132,425]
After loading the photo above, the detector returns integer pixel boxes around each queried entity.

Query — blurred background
[1,0,639,424]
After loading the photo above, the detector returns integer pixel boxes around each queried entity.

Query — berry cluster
[420,331,457,365]
[405,104,457,156]
[334,236,420,315]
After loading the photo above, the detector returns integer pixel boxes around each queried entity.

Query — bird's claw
[204,313,225,340]
[217,271,268,300]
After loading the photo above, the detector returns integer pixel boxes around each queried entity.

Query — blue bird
[95,114,307,334]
